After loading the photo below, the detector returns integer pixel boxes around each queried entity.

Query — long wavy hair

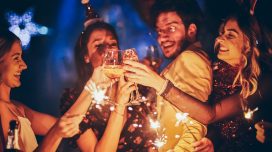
[221,13,262,100]
[0,30,20,61]
[74,22,119,90]
[0,30,21,83]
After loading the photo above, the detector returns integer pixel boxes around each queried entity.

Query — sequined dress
[60,88,157,152]
[208,60,259,152]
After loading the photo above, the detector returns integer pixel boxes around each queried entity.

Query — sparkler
[244,107,258,120]
[175,112,189,126]
[154,134,167,148]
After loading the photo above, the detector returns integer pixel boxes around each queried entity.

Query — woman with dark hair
[60,21,157,152]
[0,30,84,152]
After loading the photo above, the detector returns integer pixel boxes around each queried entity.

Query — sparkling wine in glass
[103,49,124,100]
[122,48,145,105]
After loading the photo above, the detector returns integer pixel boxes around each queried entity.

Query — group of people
[1,0,272,152]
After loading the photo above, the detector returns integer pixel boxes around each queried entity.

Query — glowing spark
[150,119,160,129]
[110,106,115,111]
[175,134,180,139]
[175,112,189,126]
[128,107,133,111]
[132,124,139,127]
[92,87,107,104]
[153,134,167,148]
[244,107,258,119]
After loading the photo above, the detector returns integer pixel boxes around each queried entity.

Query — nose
[216,34,226,42]
[20,59,27,70]
[157,33,169,44]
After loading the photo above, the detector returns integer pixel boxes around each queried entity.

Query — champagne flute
[145,45,162,71]
[102,49,124,101]
[122,48,144,105]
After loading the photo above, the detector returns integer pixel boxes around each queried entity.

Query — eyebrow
[156,21,180,29]
[91,38,103,43]
[11,52,21,57]
[226,28,239,34]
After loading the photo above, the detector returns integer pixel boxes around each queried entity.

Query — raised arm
[18,102,57,135]
[123,60,242,125]
[95,76,135,152]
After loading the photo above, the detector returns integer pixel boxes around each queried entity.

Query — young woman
[123,11,268,151]
[60,21,157,152]
[0,30,83,152]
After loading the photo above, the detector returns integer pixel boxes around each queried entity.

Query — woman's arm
[19,103,57,135]
[123,60,242,125]
[77,128,98,152]
[161,81,242,124]
[95,76,135,152]
[37,114,83,152]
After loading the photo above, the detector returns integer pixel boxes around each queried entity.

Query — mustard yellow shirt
[157,44,212,152]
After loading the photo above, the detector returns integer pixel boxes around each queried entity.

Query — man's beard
[170,37,191,60]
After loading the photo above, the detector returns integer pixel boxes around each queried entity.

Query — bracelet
[113,109,125,116]
[156,79,169,96]
[114,102,126,107]
[161,80,174,98]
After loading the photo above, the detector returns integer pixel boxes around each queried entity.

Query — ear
[243,39,251,54]
[84,55,90,63]
[187,23,197,41]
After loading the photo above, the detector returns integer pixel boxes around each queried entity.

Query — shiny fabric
[157,42,212,152]
[208,59,259,152]
[60,88,157,152]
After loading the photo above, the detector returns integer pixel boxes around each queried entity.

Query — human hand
[54,113,84,138]
[116,75,135,106]
[255,120,272,143]
[123,60,165,92]
[192,137,214,152]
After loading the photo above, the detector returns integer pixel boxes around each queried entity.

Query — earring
[84,56,90,63]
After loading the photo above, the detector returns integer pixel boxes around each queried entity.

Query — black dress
[208,60,262,152]
[60,87,157,152]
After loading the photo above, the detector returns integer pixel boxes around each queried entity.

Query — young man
[123,0,212,151]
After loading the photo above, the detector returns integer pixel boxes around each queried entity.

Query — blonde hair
[233,45,260,100]
[227,13,262,101]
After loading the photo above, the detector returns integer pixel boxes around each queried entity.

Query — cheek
[90,53,103,67]
[174,32,185,45]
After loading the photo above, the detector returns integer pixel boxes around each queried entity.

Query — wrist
[113,107,126,116]
[156,79,169,96]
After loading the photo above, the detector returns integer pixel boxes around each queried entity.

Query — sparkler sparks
[175,112,189,126]
[154,134,167,148]
[244,107,258,119]
[150,119,160,129]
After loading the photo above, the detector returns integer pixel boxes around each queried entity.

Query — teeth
[220,46,228,51]
[162,42,174,48]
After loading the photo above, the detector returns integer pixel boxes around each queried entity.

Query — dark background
[0,0,271,117]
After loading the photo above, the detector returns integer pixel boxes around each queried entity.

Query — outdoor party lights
[6,9,48,49]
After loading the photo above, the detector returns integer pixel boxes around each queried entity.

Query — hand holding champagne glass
[103,49,124,100]
[122,48,144,105]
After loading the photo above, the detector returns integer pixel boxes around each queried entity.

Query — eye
[109,42,118,48]
[95,44,104,48]
[13,56,20,62]
[168,26,176,33]
[226,33,235,39]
